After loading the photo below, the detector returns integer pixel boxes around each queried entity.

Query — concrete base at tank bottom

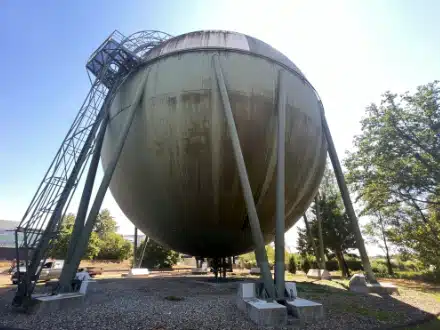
[349,274,399,295]
[127,268,150,277]
[237,282,324,326]
[307,269,332,280]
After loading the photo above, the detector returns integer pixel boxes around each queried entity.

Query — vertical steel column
[58,114,109,292]
[274,70,286,300]
[133,227,138,268]
[318,102,377,283]
[213,55,275,300]
[61,71,149,287]
[315,194,326,269]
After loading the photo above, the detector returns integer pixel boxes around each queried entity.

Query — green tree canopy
[345,81,440,270]
[49,213,101,260]
[94,209,118,238]
[136,238,180,269]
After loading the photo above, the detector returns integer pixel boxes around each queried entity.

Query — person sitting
[71,268,91,292]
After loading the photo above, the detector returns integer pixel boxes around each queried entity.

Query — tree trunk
[303,214,321,265]
[335,249,349,278]
[377,212,394,275]
[315,194,327,269]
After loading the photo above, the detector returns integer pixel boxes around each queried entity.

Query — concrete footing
[33,293,85,313]
[249,267,261,275]
[237,282,324,326]
[349,274,399,295]
[127,268,150,277]
[191,268,209,275]
[307,269,331,280]
[286,298,324,322]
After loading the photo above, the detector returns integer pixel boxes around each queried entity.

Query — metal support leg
[58,114,109,292]
[318,101,377,283]
[133,227,138,268]
[213,55,275,300]
[15,110,106,305]
[274,70,286,300]
[59,70,149,289]
[315,194,326,269]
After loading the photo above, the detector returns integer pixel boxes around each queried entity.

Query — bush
[325,260,339,271]
[371,261,388,274]
[301,258,311,274]
[137,239,180,269]
[288,255,297,274]
[347,260,364,271]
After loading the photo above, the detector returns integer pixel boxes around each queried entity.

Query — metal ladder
[12,30,171,307]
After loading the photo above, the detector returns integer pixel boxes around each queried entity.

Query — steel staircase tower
[12,30,171,308]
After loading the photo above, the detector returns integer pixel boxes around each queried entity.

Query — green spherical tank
[100,30,327,257]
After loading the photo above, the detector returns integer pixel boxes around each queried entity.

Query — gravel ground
[0,276,439,330]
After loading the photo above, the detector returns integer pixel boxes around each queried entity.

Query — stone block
[33,293,84,314]
[128,268,150,277]
[237,282,256,312]
[285,282,298,299]
[307,269,332,280]
[249,267,261,275]
[246,299,287,327]
[286,298,324,323]
[349,274,399,295]
[349,274,367,289]
[191,268,209,275]
[367,283,399,295]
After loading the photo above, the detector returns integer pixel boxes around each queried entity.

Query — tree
[94,209,118,238]
[302,214,321,264]
[346,81,440,270]
[96,232,132,261]
[363,212,394,275]
[288,255,297,274]
[49,213,101,260]
[136,238,180,269]
[312,192,356,277]
[296,226,314,257]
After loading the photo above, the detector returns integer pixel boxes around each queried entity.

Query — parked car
[11,259,64,284]
[84,266,103,277]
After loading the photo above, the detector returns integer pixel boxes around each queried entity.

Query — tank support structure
[318,101,377,283]
[274,70,287,301]
[58,71,149,292]
[213,55,276,300]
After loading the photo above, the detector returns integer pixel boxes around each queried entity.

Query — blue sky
[1,0,440,255]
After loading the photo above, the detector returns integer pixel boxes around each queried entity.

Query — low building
[0,220,43,261]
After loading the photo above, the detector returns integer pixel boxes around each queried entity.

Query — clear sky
[1,0,439,256]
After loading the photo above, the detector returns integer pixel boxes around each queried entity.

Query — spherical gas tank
[101,30,327,257]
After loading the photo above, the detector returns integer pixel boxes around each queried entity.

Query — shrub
[347,260,364,271]
[325,260,339,271]
[301,258,311,274]
[371,261,388,274]
[288,255,297,274]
